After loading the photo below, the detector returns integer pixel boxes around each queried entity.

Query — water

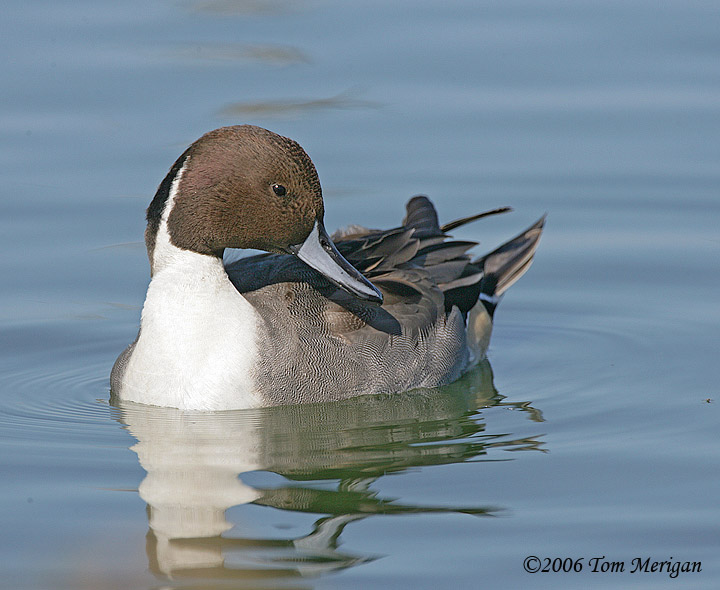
[2,1,719,588]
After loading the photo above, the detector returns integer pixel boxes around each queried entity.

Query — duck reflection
[114,360,544,585]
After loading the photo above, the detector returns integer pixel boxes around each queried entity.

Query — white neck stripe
[152,158,190,272]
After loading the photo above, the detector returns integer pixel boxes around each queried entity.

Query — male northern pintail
[111,125,544,410]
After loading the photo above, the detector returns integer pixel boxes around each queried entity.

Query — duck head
[145,125,382,304]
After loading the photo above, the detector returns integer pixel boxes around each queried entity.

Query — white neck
[118,165,262,410]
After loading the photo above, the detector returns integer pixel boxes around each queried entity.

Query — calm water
[2,1,719,588]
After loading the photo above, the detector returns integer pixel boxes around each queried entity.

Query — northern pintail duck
[111,125,544,410]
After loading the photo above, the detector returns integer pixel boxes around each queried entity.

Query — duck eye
[272,184,287,197]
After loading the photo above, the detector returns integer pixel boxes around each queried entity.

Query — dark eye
[272,184,287,197]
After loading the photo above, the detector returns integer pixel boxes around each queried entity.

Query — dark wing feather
[226,196,543,335]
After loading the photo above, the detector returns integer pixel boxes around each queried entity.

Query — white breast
[118,254,262,410]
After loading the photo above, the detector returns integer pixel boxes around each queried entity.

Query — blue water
[1,1,719,588]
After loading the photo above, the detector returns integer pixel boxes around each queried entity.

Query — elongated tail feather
[478,215,545,317]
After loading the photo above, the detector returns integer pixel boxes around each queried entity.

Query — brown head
[145,125,382,303]
[146,125,324,257]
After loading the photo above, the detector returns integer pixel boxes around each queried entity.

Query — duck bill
[289,219,383,304]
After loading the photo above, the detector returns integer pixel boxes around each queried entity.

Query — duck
[111,125,544,411]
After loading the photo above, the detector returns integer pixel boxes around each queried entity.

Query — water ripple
[0,355,116,445]
[491,311,664,406]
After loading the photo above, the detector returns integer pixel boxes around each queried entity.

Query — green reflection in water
[173,43,311,66]
[219,91,380,118]
[189,0,301,17]
[114,360,544,586]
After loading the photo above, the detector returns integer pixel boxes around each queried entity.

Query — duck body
[111,126,543,410]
